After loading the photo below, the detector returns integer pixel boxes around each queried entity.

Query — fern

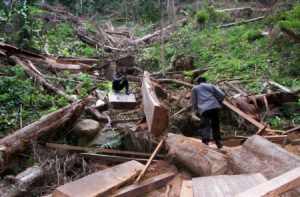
[99,133,122,149]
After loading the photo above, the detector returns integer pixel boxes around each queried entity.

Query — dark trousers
[112,80,129,92]
[200,108,221,144]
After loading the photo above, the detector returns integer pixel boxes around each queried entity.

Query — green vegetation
[0,65,69,133]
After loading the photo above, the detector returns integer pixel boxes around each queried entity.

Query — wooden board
[53,160,144,197]
[79,153,159,163]
[223,100,278,133]
[192,173,267,197]
[180,180,193,197]
[46,143,166,159]
[108,93,137,109]
[142,72,169,136]
[112,173,175,197]
[235,167,300,197]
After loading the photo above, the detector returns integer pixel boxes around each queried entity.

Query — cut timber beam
[193,173,267,197]
[53,160,144,197]
[79,153,158,163]
[142,72,169,136]
[223,100,278,133]
[112,173,175,197]
[108,93,137,109]
[0,99,87,170]
[46,143,166,159]
[235,167,300,197]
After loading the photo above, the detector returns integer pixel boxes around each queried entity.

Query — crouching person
[112,66,129,95]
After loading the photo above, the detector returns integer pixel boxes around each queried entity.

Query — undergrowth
[0,65,69,133]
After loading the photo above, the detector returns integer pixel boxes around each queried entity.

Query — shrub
[195,11,208,25]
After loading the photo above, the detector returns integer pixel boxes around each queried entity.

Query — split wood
[134,135,166,184]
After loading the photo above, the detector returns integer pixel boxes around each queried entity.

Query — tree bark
[229,135,300,179]
[134,18,189,44]
[220,16,265,28]
[0,166,44,197]
[10,55,77,102]
[0,99,87,170]
[165,133,228,176]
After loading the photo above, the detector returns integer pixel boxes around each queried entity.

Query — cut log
[192,173,267,197]
[142,72,169,136]
[10,55,76,102]
[112,173,175,197]
[229,135,300,179]
[108,93,137,109]
[53,160,144,197]
[0,165,44,197]
[165,133,228,176]
[235,167,300,197]
[220,16,265,28]
[0,99,87,170]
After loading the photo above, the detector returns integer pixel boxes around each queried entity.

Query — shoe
[125,91,130,95]
[216,141,223,149]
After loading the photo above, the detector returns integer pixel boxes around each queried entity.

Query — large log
[220,16,265,28]
[0,99,87,170]
[142,72,169,136]
[165,133,228,176]
[0,165,44,197]
[229,135,300,179]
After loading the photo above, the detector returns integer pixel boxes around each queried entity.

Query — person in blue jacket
[191,77,225,148]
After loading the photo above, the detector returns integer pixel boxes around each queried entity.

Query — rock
[73,119,101,137]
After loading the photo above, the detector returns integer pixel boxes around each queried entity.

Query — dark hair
[196,77,206,84]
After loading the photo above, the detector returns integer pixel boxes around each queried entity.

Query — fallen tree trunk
[165,133,228,176]
[220,16,265,28]
[10,55,76,102]
[134,18,189,44]
[0,99,87,170]
[281,27,300,43]
[44,57,92,71]
[142,72,169,136]
[229,135,300,179]
[75,30,125,52]
[0,165,44,197]
[0,42,44,59]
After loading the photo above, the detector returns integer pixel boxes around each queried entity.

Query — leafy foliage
[99,133,122,149]
[195,11,208,25]
[0,65,69,133]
